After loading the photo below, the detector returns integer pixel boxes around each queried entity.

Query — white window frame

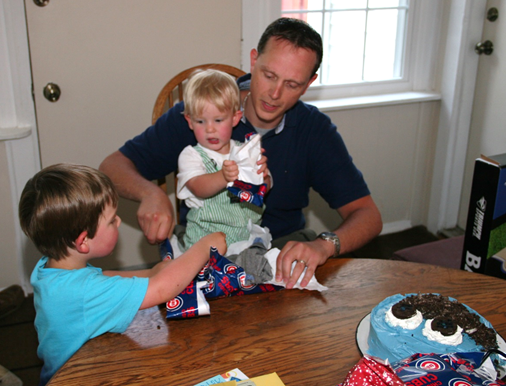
[241,0,443,107]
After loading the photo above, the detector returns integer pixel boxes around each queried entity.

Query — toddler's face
[88,204,121,258]
[185,101,242,154]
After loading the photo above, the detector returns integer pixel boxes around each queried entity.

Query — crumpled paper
[228,133,263,186]
[340,355,404,386]
[263,248,329,292]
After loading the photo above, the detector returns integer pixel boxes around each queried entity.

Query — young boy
[18,163,226,385]
[177,69,272,251]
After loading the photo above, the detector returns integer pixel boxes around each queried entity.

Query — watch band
[317,232,341,258]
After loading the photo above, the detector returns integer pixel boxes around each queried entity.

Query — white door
[25,0,241,269]
[458,0,506,228]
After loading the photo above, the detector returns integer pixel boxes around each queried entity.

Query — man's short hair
[19,163,119,261]
[183,69,240,117]
[257,17,323,78]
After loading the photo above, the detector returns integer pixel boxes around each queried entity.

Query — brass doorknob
[43,83,61,102]
[475,40,494,55]
[33,0,49,6]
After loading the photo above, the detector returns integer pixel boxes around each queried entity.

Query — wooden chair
[151,63,246,222]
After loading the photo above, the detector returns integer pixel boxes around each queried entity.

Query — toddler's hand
[222,160,239,183]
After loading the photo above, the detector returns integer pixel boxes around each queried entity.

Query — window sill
[0,126,32,141]
[305,91,441,112]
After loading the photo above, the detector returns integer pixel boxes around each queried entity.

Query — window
[281,0,409,86]
[242,0,442,103]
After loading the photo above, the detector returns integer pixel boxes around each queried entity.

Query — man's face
[247,37,318,129]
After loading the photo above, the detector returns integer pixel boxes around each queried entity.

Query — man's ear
[301,74,318,96]
[250,48,259,72]
[74,231,89,254]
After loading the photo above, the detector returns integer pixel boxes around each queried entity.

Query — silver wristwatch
[317,232,341,258]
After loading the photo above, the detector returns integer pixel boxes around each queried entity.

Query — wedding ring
[298,259,307,266]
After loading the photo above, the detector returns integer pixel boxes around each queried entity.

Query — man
[99,17,382,289]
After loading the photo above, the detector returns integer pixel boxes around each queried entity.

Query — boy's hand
[203,232,227,256]
[222,160,239,183]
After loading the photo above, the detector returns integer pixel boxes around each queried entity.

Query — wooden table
[48,258,506,386]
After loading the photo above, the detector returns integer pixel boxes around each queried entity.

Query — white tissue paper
[225,220,272,256]
[263,248,328,292]
[228,134,263,186]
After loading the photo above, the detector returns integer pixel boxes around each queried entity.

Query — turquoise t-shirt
[30,257,149,385]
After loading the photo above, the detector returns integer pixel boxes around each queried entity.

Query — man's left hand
[275,238,333,289]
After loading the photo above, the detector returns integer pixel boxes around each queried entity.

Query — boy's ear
[184,114,194,130]
[232,110,243,127]
[74,231,90,254]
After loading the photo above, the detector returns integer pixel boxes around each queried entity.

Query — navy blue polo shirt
[120,75,370,239]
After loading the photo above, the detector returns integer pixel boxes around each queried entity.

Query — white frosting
[422,319,463,346]
[385,307,423,330]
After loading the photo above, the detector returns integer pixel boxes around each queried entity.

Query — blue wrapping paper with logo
[227,180,267,207]
[164,246,283,319]
[392,351,506,386]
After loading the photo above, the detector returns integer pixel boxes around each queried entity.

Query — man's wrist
[317,232,341,258]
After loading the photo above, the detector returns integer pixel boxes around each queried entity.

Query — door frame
[427,0,486,233]
[1,0,41,292]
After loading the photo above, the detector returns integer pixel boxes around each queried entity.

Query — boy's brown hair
[19,163,119,260]
[183,69,240,117]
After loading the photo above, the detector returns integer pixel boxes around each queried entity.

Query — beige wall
[303,101,440,234]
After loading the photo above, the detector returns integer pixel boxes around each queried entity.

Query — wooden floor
[0,225,439,386]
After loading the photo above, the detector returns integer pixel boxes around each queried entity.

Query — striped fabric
[183,143,263,250]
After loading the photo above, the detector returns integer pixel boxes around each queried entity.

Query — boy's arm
[139,232,226,309]
[103,265,167,278]
[185,160,238,198]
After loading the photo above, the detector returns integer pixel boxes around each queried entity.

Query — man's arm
[99,150,175,244]
[276,195,382,289]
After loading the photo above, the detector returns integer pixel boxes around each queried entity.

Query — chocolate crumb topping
[431,317,457,336]
[392,300,417,319]
[392,294,498,350]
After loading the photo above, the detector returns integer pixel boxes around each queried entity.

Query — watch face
[319,232,340,257]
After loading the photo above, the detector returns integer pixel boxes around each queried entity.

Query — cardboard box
[461,153,506,278]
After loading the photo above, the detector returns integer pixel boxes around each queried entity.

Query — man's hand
[257,150,268,177]
[99,151,177,245]
[137,189,176,244]
[275,238,332,289]
[275,195,382,289]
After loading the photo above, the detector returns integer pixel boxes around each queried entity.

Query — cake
[366,293,498,363]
